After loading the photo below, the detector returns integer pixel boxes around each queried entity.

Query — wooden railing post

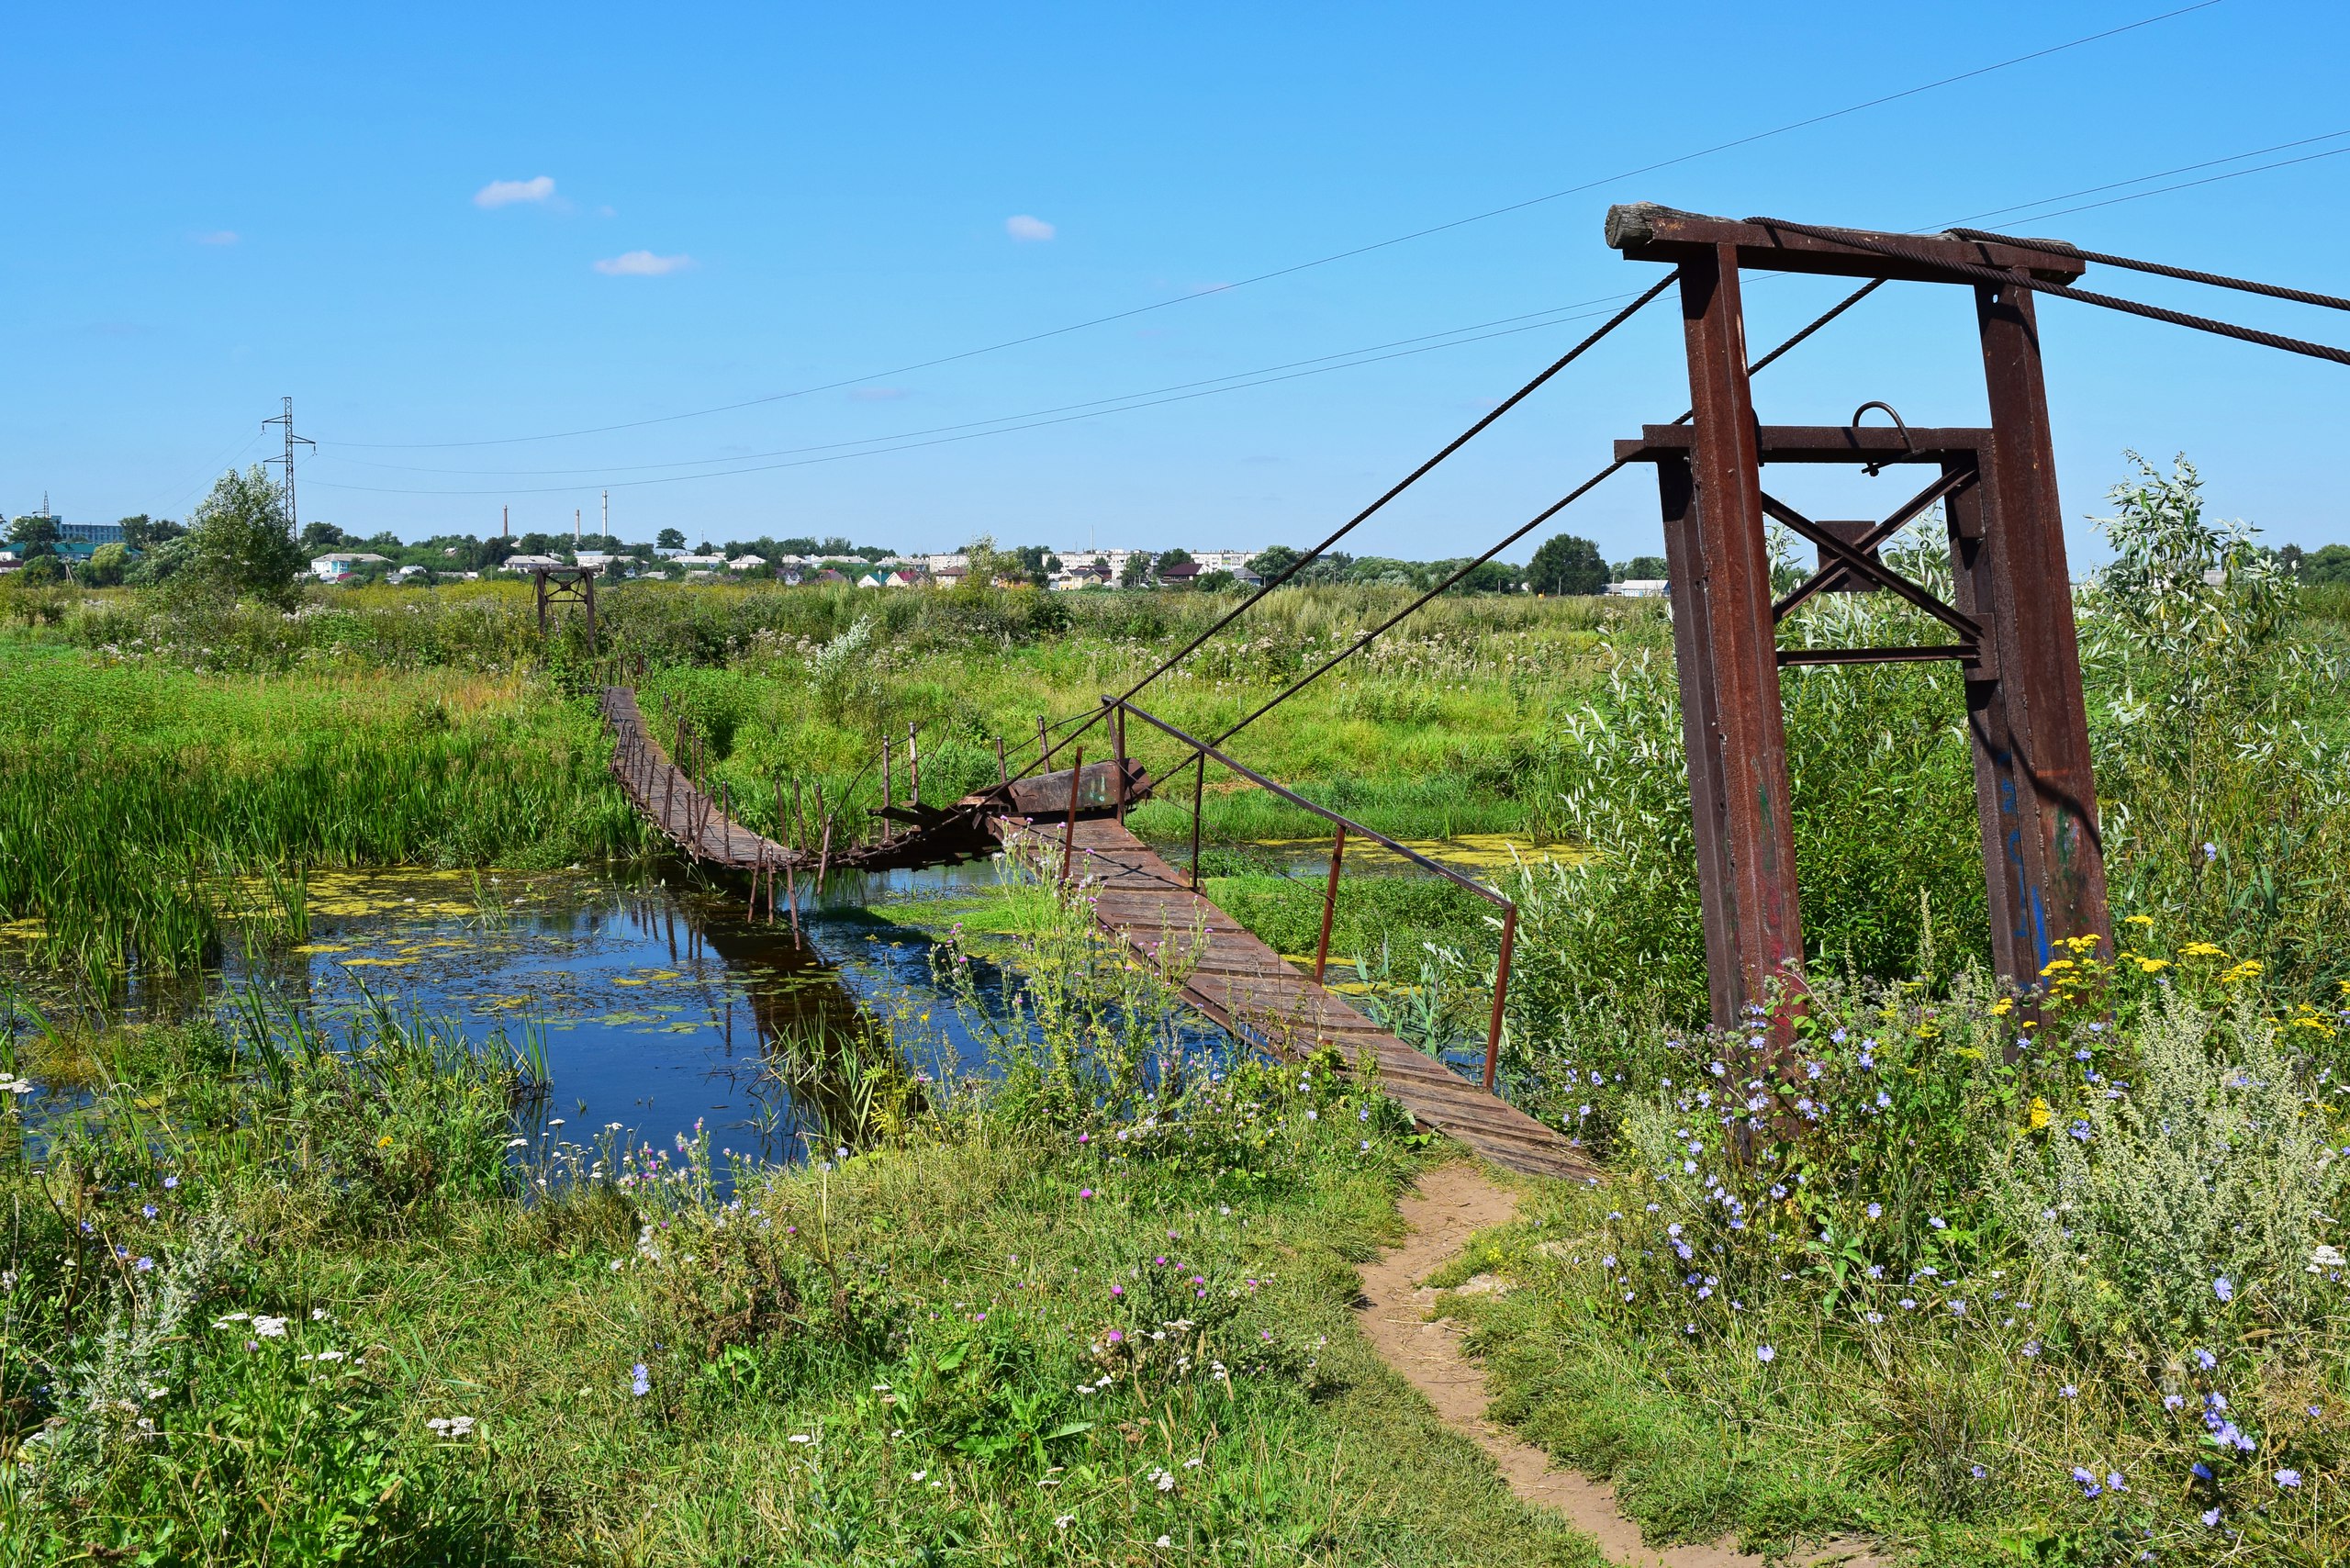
[1190,749,1206,891]
[1110,700,1128,824]
[1314,825,1347,984]
[1059,745,1085,889]
[907,722,921,809]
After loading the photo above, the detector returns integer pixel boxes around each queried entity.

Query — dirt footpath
[1353,1163,1890,1568]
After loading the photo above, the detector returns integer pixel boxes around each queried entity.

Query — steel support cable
[1203,277,1889,753]
[1945,227,2350,313]
[1017,268,1684,783]
[1750,218,2350,368]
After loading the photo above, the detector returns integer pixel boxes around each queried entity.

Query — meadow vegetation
[0,887,1599,1566]
[2,451,2348,1562]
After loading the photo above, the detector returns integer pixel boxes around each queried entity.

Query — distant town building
[57,521,125,546]
[310,552,394,583]
[1606,578,1669,598]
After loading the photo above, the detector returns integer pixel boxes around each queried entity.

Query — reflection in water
[8,862,1034,1169]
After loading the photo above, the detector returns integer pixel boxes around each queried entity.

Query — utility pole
[601,488,609,540]
[262,397,314,532]
[502,505,510,540]
[575,508,582,551]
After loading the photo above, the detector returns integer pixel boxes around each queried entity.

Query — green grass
[0,651,646,984]
[0,892,1605,1566]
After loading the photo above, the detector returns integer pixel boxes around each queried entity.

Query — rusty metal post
[1974,279,2112,973]
[1035,715,1048,770]
[879,736,892,839]
[1483,904,1516,1094]
[907,722,921,807]
[1673,246,1805,1035]
[1059,745,1085,888]
[582,567,597,655]
[995,736,1008,788]
[1314,824,1347,983]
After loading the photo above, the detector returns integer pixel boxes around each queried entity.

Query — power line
[303,298,1652,497]
[318,1,2221,454]
[1938,142,2350,230]
[316,295,1645,480]
[303,126,2350,504]
[1942,129,2350,228]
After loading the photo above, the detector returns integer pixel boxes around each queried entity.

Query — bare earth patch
[1355,1162,1893,1568]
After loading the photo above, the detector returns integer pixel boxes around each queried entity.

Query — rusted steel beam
[1777,644,1975,666]
[1654,456,1746,1029]
[1616,424,1996,464]
[1673,245,1805,1033]
[1973,281,2112,975]
[1607,204,2087,286]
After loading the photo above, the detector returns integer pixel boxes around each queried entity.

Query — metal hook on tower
[1850,400,1914,476]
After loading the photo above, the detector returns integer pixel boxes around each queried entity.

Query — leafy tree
[656,527,687,551]
[1527,532,1606,596]
[1011,544,1060,585]
[1119,551,1156,588]
[1247,545,1301,580]
[17,554,63,585]
[1445,559,1522,594]
[119,514,184,552]
[819,535,855,554]
[1611,554,1669,581]
[86,543,131,586]
[7,514,61,558]
[1157,547,1195,571]
[299,521,346,554]
[1195,568,1238,592]
[125,537,194,587]
[185,466,307,608]
[2300,543,2350,586]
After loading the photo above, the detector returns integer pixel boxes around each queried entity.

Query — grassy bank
[0,889,1601,1566]
[1438,957,2350,1563]
[0,649,645,986]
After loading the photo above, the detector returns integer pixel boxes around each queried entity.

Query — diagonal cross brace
[1758,489,1981,644]
[1770,467,1978,622]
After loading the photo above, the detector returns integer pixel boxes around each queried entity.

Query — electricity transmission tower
[262,397,315,531]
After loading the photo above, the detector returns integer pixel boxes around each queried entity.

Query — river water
[5,833,1551,1164]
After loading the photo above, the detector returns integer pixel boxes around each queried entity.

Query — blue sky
[6,0,2347,563]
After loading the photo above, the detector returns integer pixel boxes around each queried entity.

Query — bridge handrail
[1102,694,1517,1095]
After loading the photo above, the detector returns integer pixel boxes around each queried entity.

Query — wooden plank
[995,814,1595,1183]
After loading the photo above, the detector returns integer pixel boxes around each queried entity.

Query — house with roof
[1157,560,1203,586]
[310,552,394,583]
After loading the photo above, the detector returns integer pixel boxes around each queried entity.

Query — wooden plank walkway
[600,686,1588,1180]
[602,687,796,869]
[1005,815,1595,1182]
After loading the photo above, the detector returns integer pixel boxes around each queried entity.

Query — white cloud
[195,230,239,246]
[475,175,556,209]
[593,250,693,276]
[1004,214,1056,242]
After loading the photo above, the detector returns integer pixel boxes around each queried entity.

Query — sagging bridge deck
[599,685,1590,1181]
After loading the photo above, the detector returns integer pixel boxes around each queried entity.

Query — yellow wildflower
[2134,957,2172,974]
[2220,959,2264,985]
[1989,998,2015,1017]
[2179,941,2226,958]
[2029,1097,2052,1130]
[2041,958,2077,976]
[2062,934,2103,954]
[375,1135,394,1148]
[2123,913,2156,927]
